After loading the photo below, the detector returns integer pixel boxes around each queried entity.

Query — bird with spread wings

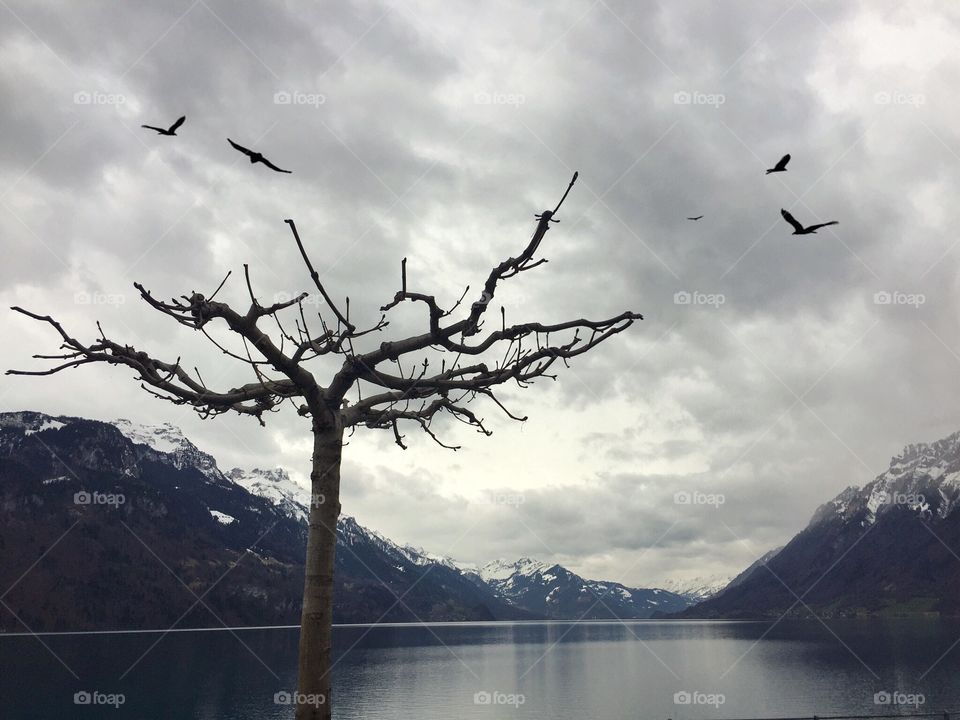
[141,115,185,136]
[780,208,838,235]
[227,138,292,173]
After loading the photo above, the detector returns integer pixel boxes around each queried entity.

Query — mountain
[107,417,695,620]
[656,575,732,603]
[223,467,309,523]
[721,546,783,593]
[685,430,960,618]
[0,412,526,631]
[467,558,689,619]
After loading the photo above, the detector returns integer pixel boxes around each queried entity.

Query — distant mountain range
[0,412,694,631]
[683,429,960,618]
[15,410,951,627]
[655,575,732,603]
[466,558,689,618]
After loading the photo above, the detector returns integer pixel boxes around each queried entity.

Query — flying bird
[687,215,704,221]
[141,115,185,136]
[227,139,292,173]
[780,208,838,235]
[765,153,790,174]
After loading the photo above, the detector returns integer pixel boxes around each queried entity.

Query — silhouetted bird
[780,208,838,235]
[227,139,292,173]
[141,116,185,136]
[687,215,703,221]
[766,154,790,174]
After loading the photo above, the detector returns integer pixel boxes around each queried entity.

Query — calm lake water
[1,619,958,719]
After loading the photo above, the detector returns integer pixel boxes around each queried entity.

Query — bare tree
[8,172,642,720]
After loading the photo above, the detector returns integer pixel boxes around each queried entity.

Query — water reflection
[1,619,958,719]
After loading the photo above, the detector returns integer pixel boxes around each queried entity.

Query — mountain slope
[686,430,960,618]
[0,412,525,630]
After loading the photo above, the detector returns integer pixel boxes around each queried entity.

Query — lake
[1,619,958,719]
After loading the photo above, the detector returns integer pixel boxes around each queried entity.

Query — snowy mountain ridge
[3,412,703,619]
[656,575,732,602]
[113,418,229,485]
[814,429,960,528]
[112,418,315,522]
[225,467,310,522]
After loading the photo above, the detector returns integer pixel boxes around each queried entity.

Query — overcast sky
[2,0,960,587]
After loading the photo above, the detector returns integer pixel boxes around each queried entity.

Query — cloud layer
[3,0,960,586]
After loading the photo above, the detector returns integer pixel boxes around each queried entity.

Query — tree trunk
[295,422,343,720]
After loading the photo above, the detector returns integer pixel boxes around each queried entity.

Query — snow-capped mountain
[226,467,310,522]
[689,429,960,618]
[0,411,704,630]
[468,557,690,619]
[812,431,960,527]
[657,575,732,603]
[113,418,230,485]
[0,411,529,629]
[477,557,552,584]
[114,419,314,522]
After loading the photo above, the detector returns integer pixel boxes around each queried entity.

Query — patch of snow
[24,419,66,436]
[210,510,236,525]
